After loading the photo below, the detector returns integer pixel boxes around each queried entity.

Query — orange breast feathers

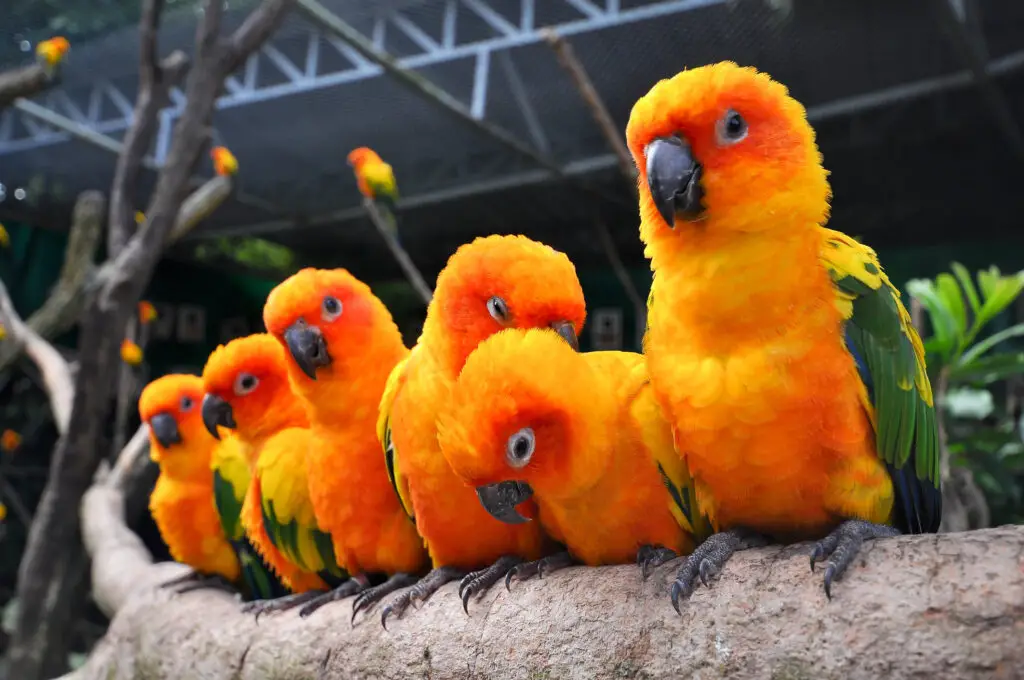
[625,62,887,537]
[438,328,694,566]
[140,374,239,581]
[262,267,424,577]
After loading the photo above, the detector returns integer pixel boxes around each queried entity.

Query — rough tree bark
[2,1,294,676]
[0,61,59,110]
[66,469,1024,679]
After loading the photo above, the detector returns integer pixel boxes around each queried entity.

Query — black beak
[549,320,579,352]
[475,481,534,525]
[149,412,181,448]
[283,321,331,381]
[201,394,235,439]
[646,135,704,228]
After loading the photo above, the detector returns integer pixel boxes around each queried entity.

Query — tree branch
[363,198,433,306]
[0,63,56,110]
[69,482,1024,679]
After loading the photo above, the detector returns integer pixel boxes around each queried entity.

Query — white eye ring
[179,396,194,412]
[233,372,259,396]
[321,295,343,322]
[716,108,748,146]
[506,427,535,468]
[487,296,509,324]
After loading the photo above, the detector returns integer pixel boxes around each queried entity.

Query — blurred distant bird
[347,147,401,243]
[211,146,238,177]
[35,37,70,77]
[138,301,158,325]
[121,339,144,366]
[1,429,21,454]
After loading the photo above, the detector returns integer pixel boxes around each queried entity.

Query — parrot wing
[363,162,399,202]
[820,228,941,534]
[257,428,347,583]
[377,349,416,522]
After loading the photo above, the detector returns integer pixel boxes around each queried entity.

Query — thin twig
[363,199,433,306]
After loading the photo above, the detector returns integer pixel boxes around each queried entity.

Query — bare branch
[71,482,1024,680]
[171,174,233,241]
[0,476,34,527]
[363,198,433,306]
[0,279,73,434]
[109,425,151,491]
[0,64,55,110]
[139,0,166,88]
[226,0,298,72]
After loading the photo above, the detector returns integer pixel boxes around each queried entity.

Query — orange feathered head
[427,234,587,375]
[626,62,830,243]
[263,267,402,386]
[211,146,238,176]
[346,147,382,169]
[138,374,208,461]
[438,328,610,522]
[200,333,306,442]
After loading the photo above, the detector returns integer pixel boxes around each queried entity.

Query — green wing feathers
[378,353,416,521]
[820,228,941,533]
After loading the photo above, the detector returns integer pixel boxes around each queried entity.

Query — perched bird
[367,235,587,626]
[35,37,70,77]
[139,374,240,594]
[211,146,238,177]
[438,328,711,602]
[138,300,158,325]
[1,429,21,454]
[262,268,426,618]
[201,333,342,612]
[626,62,940,608]
[121,339,144,366]
[347,147,401,242]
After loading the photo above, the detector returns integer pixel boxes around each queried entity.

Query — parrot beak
[475,481,534,525]
[645,135,704,228]
[201,394,235,439]
[549,320,579,351]
[149,412,182,448]
[283,320,331,381]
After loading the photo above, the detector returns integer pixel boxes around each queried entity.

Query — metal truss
[0,0,724,157]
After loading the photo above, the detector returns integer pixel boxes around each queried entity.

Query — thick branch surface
[0,63,56,109]
[71,480,1024,680]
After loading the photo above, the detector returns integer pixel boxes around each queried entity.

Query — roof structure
[0,0,1023,284]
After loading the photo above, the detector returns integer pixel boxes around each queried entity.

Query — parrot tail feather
[669,528,767,614]
[503,550,575,591]
[809,519,900,600]
[380,566,464,630]
[458,554,524,614]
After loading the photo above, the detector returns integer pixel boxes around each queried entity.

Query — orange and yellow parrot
[438,328,712,597]
[347,147,400,242]
[262,268,427,618]
[201,334,345,613]
[626,62,940,608]
[35,37,70,77]
[139,374,240,594]
[211,146,238,177]
[366,235,587,626]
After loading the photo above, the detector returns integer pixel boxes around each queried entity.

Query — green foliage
[907,263,1024,525]
[193,236,296,276]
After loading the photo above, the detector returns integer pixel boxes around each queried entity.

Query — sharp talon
[698,560,712,588]
[381,607,392,631]
[462,588,472,615]
[670,581,683,615]
[824,564,835,600]
[505,568,516,592]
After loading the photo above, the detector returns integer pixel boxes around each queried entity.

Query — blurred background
[0,0,1022,673]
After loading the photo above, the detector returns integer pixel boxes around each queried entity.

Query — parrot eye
[487,296,510,324]
[321,295,343,322]
[179,396,194,412]
[505,427,535,468]
[717,109,748,145]
[234,373,259,396]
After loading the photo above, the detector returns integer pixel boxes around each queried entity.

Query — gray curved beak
[475,481,534,524]
[549,320,579,351]
[283,321,331,381]
[646,135,704,228]
[149,412,181,448]
[201,393,235,439]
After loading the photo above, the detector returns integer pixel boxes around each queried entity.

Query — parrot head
[200,333,305,442]
[346,147,383,170]
[428,234,586,375]
[36,37,70,64]
[625,61,830,246]
[437,328,609,525]
[138,374,208,463]
[263,267,402,385]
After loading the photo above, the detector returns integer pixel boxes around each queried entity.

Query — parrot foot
[810,519,900,600]
[171,573,238,596]
[670,528,767,614]
[380,566,465,630]
[637,544,677,580]
[351,573,418,623]
[504,550,574,591]
[241,590,324,621]
[297,578,366,618]
[458,554,523,614]
[159,569,205,589]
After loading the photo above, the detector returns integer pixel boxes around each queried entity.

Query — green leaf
[936,273,968,339]
[947,351,1024,384]
[906,278,957,361]
[951,262,981,315]
[959,322,1024,365]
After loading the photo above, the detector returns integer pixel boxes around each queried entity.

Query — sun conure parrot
[437,327,713,602]
[200,333,346,615]
[625,62,940,608]
[35,37,70,77]
[367,234,587,627]
[139,374,240,595]
[347,147,401,242]
[261,267,427,619]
